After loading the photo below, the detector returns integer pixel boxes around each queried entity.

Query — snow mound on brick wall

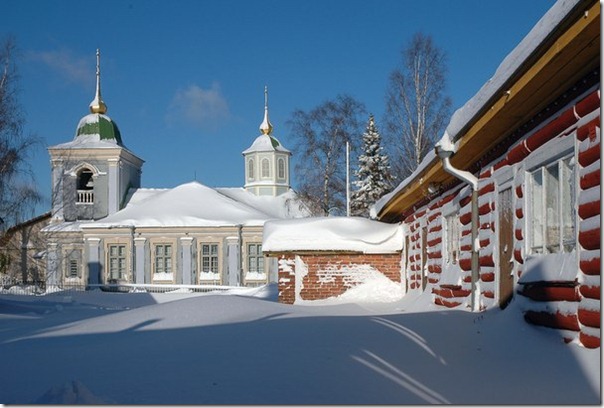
[337,273,404,303]
[302,265,404,304]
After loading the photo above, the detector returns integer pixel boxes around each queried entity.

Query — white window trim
[104,240,131,282]
[277,157,286,180]
[526,154,576,255]
[198,241,222,283]
[244,241,267,281]
[62,246,83,280]
[150,239,177,283]
[247,158,255,181]
[260,157,271,179]
[441,201,461,266]
[521,132,577,256]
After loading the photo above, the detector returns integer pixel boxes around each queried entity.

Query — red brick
[579,332,600,348]
[578,307,600,328]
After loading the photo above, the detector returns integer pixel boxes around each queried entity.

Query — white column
[51,159,64,221]
[134,237,146,284]
[226,236,241,286]
[87,238,101,286]
[180,237,194,285]
[268,257,278,283]
[107,158,120,214]
[46,242,59,288]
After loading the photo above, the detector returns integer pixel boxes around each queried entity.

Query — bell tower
[48,49,144,222]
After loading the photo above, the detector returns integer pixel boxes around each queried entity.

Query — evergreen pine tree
[351,114,393,217]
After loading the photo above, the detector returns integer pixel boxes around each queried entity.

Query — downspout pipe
[435,143,480,312]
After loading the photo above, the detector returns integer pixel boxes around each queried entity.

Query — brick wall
[576,101,601,348]
[276,253,401,304]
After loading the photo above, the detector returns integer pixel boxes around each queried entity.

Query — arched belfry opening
[76,168,94,204]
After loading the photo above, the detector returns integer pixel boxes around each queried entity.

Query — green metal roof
[75,114,123,145]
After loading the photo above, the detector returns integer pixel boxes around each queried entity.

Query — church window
[261,158,270,178]
[64,249,82,278]
[76,168,94,204]
[247,159,255,180]
[201,243,219,272]
[69,260,79,277]
[247,243,264,274]
[108,244,127,280]
[153,243,174,281]
[278,158,285,180]
[200,243,220,282]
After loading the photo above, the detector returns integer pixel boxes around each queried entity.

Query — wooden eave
[378,1,600,223]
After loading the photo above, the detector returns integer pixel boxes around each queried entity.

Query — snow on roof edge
[262,217,403,254]
[444,0,580,142]
[372,0,580,218]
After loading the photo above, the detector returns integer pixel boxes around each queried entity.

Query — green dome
[75,113,123,145]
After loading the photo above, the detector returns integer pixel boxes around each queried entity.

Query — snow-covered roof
[50,135,123,150]
[443,0,579,143]
[216,187,310,219]
[371,149,438,218]
[242,134,290,154]
[372,0,580,217]
[82,181,298,229]
[41,220,95,233]
[262,217,403,254]
[83,182,270,228]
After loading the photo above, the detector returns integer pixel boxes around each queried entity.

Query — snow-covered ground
[0,284,600,404]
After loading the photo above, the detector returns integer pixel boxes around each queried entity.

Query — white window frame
[199,242,221,282]
[277,157,286,180]
[443,213,460,265]
[107,244,127,280]
[261,158,270,179]
[246,243,264,274]
[247,158,255,181]
[524,131,579,256]
[152,242,175,282]
[527,154,576,255]
[63,247,82,279]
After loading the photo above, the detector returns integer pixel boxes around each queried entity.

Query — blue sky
[3,0,554,218]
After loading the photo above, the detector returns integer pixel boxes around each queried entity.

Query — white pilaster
[134,237,146,284]
[87,238,101,286]
[226,236,241,286]
[180,237,194,285]
[51,159,64,221]
[107,158,120,214]
[46,242,59,288]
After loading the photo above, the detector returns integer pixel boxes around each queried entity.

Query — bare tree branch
[0,36,42,228]
[383,32,452,180]
[287,95,366,216]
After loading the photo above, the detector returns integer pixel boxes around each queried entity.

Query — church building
[42,50,307,290]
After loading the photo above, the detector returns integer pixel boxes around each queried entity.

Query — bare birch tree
[0,36,41,229]
[384,32,452,181]
[288,94,366,216]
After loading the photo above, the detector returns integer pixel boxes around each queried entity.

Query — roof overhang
[378,0,600,222]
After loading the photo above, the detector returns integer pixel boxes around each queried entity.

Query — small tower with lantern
[242,87,291,196]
